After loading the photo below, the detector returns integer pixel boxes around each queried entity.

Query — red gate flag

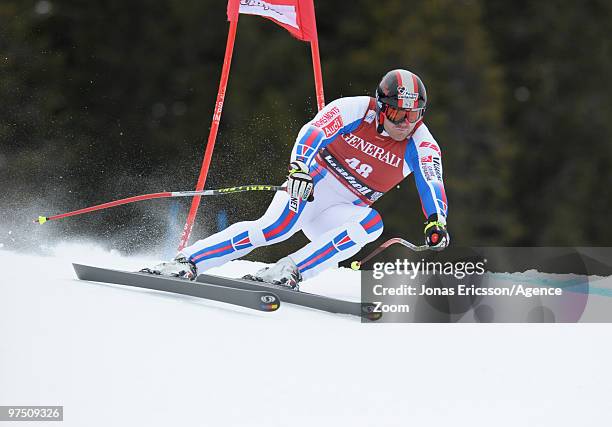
[227,0,317,42]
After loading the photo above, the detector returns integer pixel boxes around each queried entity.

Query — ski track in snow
[1,243,611,427]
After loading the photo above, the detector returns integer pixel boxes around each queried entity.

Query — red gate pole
[310,10,325,111]
[177,18,239,251]
[309,26,325,110]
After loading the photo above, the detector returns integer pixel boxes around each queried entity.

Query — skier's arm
[405,139,448,224]
[290,97,370,167]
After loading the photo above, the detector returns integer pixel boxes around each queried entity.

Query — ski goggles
[382,104,425,124]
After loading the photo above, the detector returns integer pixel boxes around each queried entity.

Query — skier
[143,69,449,288]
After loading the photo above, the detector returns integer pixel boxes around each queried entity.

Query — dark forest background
[1,0,611,260]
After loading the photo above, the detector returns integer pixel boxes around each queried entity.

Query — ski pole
[350,238,429,270]
[35,184,285,225]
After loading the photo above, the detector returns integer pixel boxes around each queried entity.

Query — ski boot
[140,255,197,281]
[243,256,302,290]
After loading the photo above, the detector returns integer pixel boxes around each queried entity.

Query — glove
[286,160,314,202]
[424,215,449,251]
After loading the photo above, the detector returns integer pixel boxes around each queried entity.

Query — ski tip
[35,216,48,225]
[350,261,361,270]
[72,263,88,279]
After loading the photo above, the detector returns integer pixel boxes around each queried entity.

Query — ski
[72,264,280,312]
[195,273,381,320]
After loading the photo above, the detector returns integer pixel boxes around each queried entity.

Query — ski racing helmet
[375,69,427,133]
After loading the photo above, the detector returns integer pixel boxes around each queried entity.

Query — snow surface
[1,243,612,427]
